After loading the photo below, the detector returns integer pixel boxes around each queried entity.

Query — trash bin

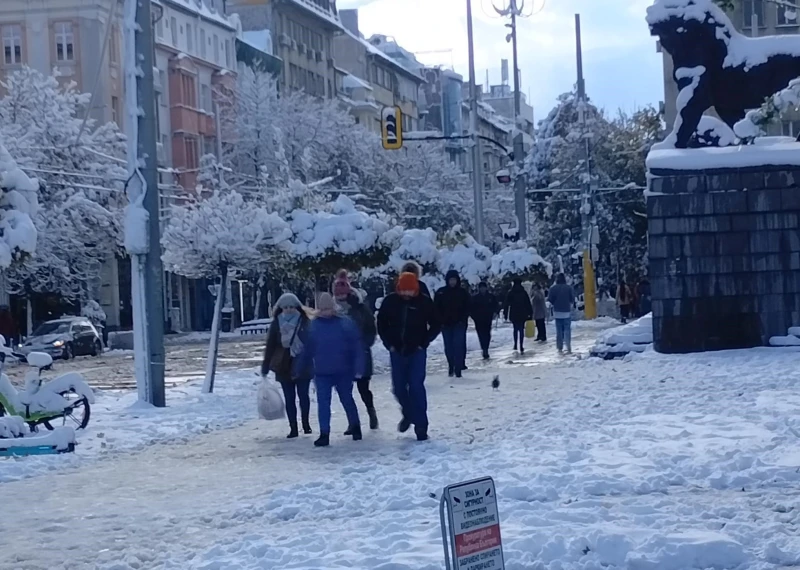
[221,308,234,333]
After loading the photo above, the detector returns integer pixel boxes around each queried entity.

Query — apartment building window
[156,15,164,39]
[186,23,194,53]
[170,17,177,45]
[202,136,216,157]
[184,137,199,170]
[224,39,232,68]
[743,0,765,29]
[2,25,22,65]
[213,34,219,63]
[110,26,119,64]
[776,4,798,27]
[200,84,212,112]
[181,73,197,108]
[111,96,120,124]
[54,22,75,62]
[200,29,207,58]
[160,70,167,105]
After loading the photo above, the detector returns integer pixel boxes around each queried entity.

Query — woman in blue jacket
[298,293,365,447]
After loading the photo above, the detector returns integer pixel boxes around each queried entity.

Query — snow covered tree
[0,138,38,269]
[437,225,493,287]
[161,190,292,393]
[0,67,126,304]
[287,195,400,284]
[490,242,552,285]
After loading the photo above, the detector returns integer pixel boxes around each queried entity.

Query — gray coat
[531,290,547,320]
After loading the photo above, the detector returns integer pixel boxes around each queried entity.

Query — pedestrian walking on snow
[332,269,380,431]
[262,293,314,439]
[377,272,441,441]
[531,283,548,342]
[470,282,497,360]
[549,273,575,354]
[617,279,633,324]
[504,278,533,353]
[435,269,471,377]
[297,293,364,447]
[400,261,431,298]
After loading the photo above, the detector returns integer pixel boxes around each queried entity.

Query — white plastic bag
[257,376,286,421]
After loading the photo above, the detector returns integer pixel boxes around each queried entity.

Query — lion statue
[647,0,800,148]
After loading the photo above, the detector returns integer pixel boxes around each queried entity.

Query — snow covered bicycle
[0,341,94,431]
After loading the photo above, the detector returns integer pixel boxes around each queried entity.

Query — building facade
[419,66,466,167]
[660,0,800,135]
[228,0,342,98]
[334,9,424,132]
[482,83,534,136]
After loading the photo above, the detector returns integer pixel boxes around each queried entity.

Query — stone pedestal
[647,165,800,353]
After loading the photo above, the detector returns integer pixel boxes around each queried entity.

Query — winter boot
[314,433,330,447]
[302,419,313,435]
[482,350,490,360]
[398,417,412,433]
[344,426,354,436]
[367,407,379,430]
[448,367,455,378]
[287,422,299,439]
[415,427,429,442]
[350,425,363,441]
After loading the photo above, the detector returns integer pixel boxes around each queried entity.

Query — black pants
[535,318,547,341]
[475,321,492,353]
[620,304,631,323]
[279,378,311,429]
[356,377,375,410]
[513,321,526,349]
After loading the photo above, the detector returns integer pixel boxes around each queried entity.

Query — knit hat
[275,293,302,310]
[317,292,337,317]
[396,272,420,296]
[332,270,352,299]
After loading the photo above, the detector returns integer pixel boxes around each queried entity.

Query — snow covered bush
[491,242,552,284]
[386,228,440,274]
[288,195,400,279]
[437,226,492,286]
[81,299,107,324]
[0,138,38,269]
[161,190,292,279]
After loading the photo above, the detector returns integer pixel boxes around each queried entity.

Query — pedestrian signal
[381,106,403,150]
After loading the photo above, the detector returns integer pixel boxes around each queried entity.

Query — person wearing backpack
[261,293,314,439]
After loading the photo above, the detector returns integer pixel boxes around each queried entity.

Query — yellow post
[583,249,597,319]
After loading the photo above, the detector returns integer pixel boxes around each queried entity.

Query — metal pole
[575,13,596,319]
[511,1,527,240]
[467,0,486,244]
[440,491,453,570]
[136,0,166,405]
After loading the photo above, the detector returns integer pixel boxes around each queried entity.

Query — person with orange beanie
[377,272,440,441]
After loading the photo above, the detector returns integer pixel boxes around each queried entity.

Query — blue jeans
[390,349,428,430]
[442,322,467,373]
[512,321,526,349]
[315,375,361,434]
[555,318,572,351]
[277,376,311,428]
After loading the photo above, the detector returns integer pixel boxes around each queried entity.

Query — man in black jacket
[504,277,533,353]
[435,269,471,377]
[470,282,497,360]
[377,272,441,441]
[401,261,431,298]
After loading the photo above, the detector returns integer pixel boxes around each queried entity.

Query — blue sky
[338,0,665,123]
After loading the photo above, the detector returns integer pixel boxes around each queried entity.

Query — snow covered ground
[4,322,800,569]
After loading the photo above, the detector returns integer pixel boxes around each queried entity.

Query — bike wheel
[42,393,90,431]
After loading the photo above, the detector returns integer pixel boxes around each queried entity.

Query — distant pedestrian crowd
[260,262,630,446]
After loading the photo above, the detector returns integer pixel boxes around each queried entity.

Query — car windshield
[32,321,71,337]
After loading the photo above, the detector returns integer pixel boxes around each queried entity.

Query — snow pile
[648,136,800,170]
[491,241,552,281]
[0,138,38,269]
[386,227,440,273]
[290,195,399,260]
[770,325,800,347]
[17,370,95,415]
[0,415,27,438]
[591,313,654,357]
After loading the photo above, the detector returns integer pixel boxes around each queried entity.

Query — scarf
[278,312,303,357]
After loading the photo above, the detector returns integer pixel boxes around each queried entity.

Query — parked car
[19,317,103,360]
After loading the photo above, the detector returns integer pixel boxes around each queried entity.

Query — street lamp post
[467,0,486,244]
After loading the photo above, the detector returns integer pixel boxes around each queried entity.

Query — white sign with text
[442,477,505,570]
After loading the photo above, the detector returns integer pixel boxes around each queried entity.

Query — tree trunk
[203,264,228,394]
[254,285,263,320]
[26,297,33,338]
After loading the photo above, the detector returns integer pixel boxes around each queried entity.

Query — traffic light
[381,106,403,150]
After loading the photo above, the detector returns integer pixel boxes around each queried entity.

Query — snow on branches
[437,226,493,286]
[0,138,38,269]
[491,242,552,283]
[161,190,292,279]
[288,194,400,277]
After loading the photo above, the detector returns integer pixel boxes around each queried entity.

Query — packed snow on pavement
[3,321,800,569]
